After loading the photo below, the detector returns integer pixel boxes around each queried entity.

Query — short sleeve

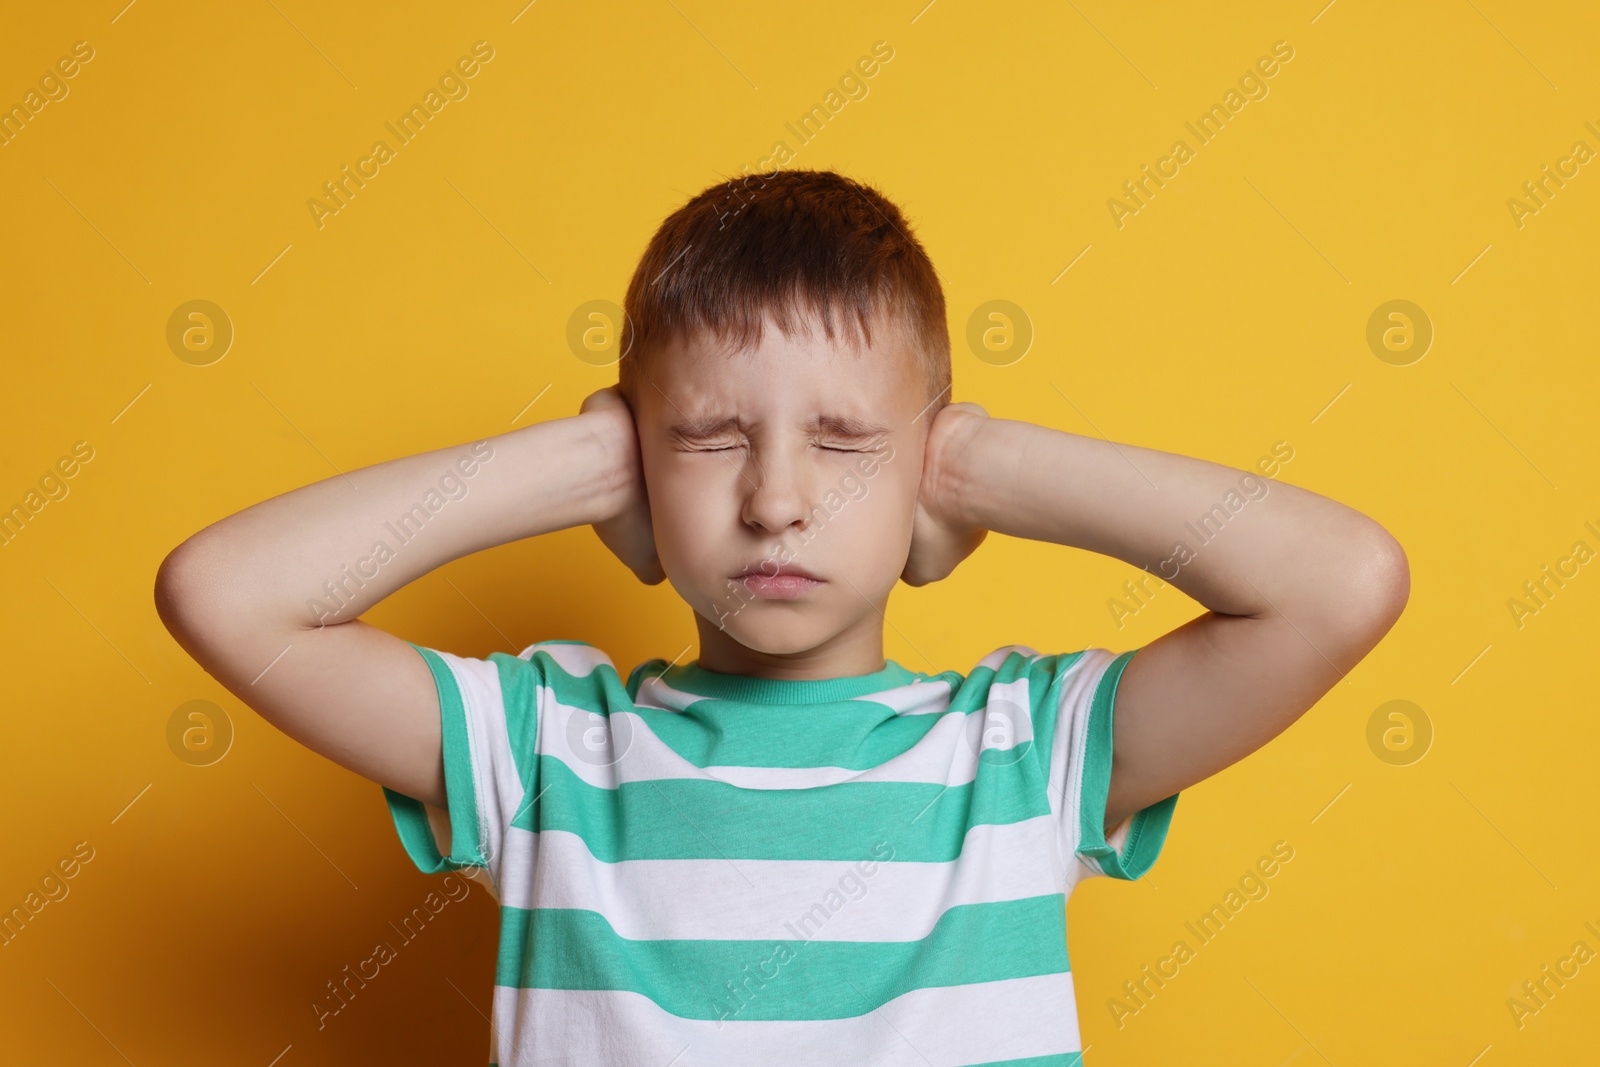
[1032,646,1178,889]
[382,643,542,897]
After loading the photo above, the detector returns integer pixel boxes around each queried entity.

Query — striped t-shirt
[383,639,1179,1066]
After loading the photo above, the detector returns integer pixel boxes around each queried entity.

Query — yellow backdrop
[3,1,1596,1062]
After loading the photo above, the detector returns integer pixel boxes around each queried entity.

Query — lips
[731,560,824,600]
[732,561,822,581]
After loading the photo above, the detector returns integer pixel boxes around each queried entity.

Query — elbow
[154,535,217,645]
[1351,525,1410,638]
[153,540,193,640]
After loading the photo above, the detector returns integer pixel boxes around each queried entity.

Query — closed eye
[686,444,868,453]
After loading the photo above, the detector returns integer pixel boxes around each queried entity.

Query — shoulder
[514,638,618,678]
[965,644,1114,691]
[898,645,1107,703]
[959,645,1128,741]
[519,639,625,691]
[436,639,623,712]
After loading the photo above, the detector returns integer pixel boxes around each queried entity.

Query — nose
[740,440,815,535]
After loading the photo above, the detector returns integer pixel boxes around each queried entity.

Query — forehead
[641,309,922,426]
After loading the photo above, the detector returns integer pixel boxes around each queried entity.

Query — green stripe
[534,647,632,709]
[1021,651,1077,787]
[383,643,488,873]
[494,648,543,798]
[640,695,955,769]
[534,648,1060,775]
[625,662,973,770]
[511,754,1051,862]
[494,894,1069,1017]
[1073,648,1178,880]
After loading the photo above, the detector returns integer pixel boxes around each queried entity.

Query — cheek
[827,469,918,553]
[647,467,721,568]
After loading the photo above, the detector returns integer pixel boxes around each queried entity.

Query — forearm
[162,410,625,635]
[948,418,1398,621]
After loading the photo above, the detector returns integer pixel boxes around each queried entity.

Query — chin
[708,609,834,655]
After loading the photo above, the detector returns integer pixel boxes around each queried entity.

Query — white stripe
[485,819,540,915]
[489,972,1082,1066]
[630,671,700,710]
[1042,649,1114,890]
[978,643,1040,671]
[494,816,1063,939]
[635,672,958,717]
[844,677,955,715]
[520,640,615,678]
[435,650,530,899]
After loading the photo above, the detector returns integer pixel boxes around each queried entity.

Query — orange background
[2,1,1597,1062]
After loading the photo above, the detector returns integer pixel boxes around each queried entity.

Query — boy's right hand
[903,401,991,587]
[580,386,666,585]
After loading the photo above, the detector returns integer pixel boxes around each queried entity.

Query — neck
[691,610,888,680]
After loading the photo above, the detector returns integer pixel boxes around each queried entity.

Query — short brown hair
[616,169,951,415]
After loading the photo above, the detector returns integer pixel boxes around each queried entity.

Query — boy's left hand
[902,401,991,587]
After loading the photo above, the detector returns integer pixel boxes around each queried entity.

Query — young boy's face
[632,309,932,674]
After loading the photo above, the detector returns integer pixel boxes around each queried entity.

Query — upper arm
[1101,528,1410,833]
[154,538,446,808]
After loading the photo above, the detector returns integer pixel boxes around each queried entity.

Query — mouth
[731,561,824,600]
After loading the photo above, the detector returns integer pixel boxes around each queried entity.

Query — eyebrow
[668,413,892,439]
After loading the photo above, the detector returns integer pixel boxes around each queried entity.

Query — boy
[155,169,1408,1065]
